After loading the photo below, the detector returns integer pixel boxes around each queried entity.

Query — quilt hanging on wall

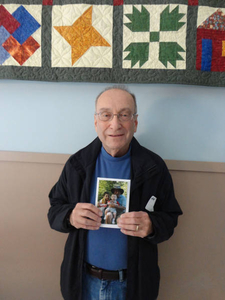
[0,0,225,86]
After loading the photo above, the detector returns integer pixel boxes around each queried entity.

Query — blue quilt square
[12,6,40,44]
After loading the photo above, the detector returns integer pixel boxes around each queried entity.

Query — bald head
[95,86,137,114]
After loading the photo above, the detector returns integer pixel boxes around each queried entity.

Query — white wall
[1,80,225,162]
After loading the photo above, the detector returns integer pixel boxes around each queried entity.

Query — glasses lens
[119,112,132,122]
[99,112,112,121]
[98,111,134,122]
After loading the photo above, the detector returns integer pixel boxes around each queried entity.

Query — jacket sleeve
[146,162,182,244]
[47,161,76,233]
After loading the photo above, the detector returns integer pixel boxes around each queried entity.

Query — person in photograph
[97,191,110,223]
[97,191,109,216]
[111,184,126,219]
[48,86,182,300]
[104,194,119,224]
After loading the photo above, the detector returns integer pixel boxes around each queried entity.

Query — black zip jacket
[48,137,182,300]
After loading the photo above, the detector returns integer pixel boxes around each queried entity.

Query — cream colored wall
[158,163,225,300]
[0,152,67,300]
[1,152,225,300]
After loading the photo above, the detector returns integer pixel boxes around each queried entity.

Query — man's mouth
[109,134,124,137]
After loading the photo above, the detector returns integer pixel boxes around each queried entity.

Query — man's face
[113,189,121,196]
[94,89,138,157]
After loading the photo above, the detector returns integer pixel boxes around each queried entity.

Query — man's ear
[134,116,138,133]
[94,115,98,132]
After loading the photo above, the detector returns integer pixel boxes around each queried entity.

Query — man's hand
[69,203,102,230]
[117,211,153,238]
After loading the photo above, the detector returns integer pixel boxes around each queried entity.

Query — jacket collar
[73,137,158,185]
[75,137,102,168]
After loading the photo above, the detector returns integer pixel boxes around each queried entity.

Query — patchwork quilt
[0,0,225,86]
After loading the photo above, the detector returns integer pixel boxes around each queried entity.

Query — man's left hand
[117,211,153,238]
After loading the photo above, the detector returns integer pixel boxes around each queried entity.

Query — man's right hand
[69,203,102,230]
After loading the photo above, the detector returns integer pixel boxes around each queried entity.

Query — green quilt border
[0,1,225,86]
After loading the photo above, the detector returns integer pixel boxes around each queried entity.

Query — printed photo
[95,177,131,228]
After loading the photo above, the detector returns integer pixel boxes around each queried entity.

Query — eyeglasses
[95,111,137,122]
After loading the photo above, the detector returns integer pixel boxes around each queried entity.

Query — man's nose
[109,114,122,128]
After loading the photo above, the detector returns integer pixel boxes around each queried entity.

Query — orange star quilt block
[52,5,112,68]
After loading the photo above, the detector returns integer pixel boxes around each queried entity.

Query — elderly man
[48,86,182,300]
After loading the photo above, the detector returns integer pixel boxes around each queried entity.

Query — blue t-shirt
[117,194,126,211]
[85,146,131,270]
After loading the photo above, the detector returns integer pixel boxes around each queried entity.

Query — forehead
[96,89,135,112]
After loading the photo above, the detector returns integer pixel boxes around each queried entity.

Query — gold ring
[136,225,139,232]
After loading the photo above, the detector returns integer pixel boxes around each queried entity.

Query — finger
[74,203,102,220]
[118,211,150,225]
[71,203,102,229]
[117,211,153,237]
[117,216,142,226]
[79,209,102,222]
[72,216,102,230]
[74,218,102,230]
[118,223,138,232]
[76,203,103,217]
[120,227,146,238]
[120,224,151,238]
[119,211,147,219]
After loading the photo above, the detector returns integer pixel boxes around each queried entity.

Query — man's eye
[101,112,112,119]
[121,112,131,118]
[102,113,110,117]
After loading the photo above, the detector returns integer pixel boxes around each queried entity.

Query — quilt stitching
[0,4,41,66]
[52,4,112,68]
[196,7,225,72]
[0,1,224,86]
[123,5,187,69]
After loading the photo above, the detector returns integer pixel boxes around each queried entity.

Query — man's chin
[104,143,129,157]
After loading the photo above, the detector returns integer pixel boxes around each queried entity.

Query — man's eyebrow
[98,108,132,112]
[98,108,111,111]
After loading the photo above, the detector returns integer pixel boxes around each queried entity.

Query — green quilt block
[123,4,187,69]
